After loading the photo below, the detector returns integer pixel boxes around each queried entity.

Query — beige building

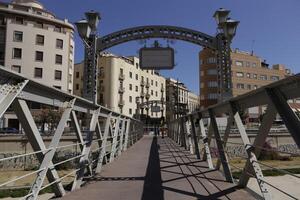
[188,92,200,113]
[199,48,292,109]
[0,0,74,92]
[74,53,166,119]
[0,0,75,129]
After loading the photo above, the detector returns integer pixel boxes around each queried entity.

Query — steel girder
[97,25,216,51]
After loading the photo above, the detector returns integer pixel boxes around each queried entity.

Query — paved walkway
[61,136,255,200]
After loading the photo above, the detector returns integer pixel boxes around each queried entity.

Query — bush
[258,141,291,161]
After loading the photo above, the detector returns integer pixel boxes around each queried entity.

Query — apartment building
[74,53,166,119]
[165,78,189,122]
[199,48,291,109]
[0,0,75,129]
[188,92,200,113]
[0,0,74,92]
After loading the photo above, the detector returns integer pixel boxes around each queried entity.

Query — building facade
[0,0,75,129]
[0,0,74,92]
[199,48,292,109]
[188,92,200,113]
[165,78,189,122]
[74,53,166,119]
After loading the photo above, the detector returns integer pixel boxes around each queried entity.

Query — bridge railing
[0,67,144,200]
[168,73,300,200]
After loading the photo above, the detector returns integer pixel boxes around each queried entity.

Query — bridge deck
[62,136,255,200]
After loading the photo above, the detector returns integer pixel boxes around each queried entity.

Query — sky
[5,0,300,94]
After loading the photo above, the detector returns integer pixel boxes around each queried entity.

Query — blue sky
[5,0,300,94]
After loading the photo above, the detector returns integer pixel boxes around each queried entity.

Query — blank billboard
[139,47,175,70]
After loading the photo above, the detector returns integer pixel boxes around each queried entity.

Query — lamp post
[75,11,100,104]
[213,8,239,102]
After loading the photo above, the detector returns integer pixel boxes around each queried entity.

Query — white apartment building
[188,92,200,113]
[0,0,74,129]
[0,0,74,92]
[74,53,166,119]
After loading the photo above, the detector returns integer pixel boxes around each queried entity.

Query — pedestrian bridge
[0,67,300,200]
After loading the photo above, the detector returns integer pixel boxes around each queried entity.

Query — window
[136,63,139,69]
[76,71,79,78]
[129,96,132,103]
[155,81,158,87]
[15,17,24,25]
[246,62,250,67]
[55,70,62,80]
[208,93,218,99]
[55,54,62,64]
[207,81,218,88]
[253,74,257,79]
[34,67,43,78]
[129,108,132,115]
[35,51,43,62]
[76,84,79,90]
[260,75,267,80]
[207,69,217,75]
[151,90,153,95]
[35,21,43,28]
[135,74,138,80]
[151,80,153,85]
[246,73,251,78]
[13,31,23,42]
[129,84,132,90]
[54,26,62,32]
[271,76,280,81]
[155,91,158,97]
[13,48,22,59]
[56,39,63,49]
[236,72,244,77]
[207,57,217,64]
[252,63,257,67]
[247,84,251,90]
[36,35,44,45]
[135,86,138,92]
[129,71,132,78]
[120,68,123,74]
[53,85,61,89]
[11,65,21,73]
[237,83,244,89]
[235,61,243,66]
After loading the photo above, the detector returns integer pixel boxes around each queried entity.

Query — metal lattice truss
[169,73,300,200]
[0,67,143,200]
[97,25,216,51]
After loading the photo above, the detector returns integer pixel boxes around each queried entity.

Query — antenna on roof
[251,40,255,55]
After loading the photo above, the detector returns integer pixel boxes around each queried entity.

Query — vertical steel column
[198,114,213,169]
[117,118,127,156]
[185,119,193,154]
[239,104,277,188]
[110,117,121,162]
[216,115,233,169]
[203,122,213,160]
[180,118,187,149]
[96,113,112,173]
[123,119,131,151]
[189,115,201,159]
[12,99,65,197]
[28,99,75,200]
[229,102,271,199]
[266,88,300,147]
[208,109,233,183]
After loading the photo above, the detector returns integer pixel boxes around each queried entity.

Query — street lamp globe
[85,11,100,31]
[75,19,91,39]
[221,19,239,41]
[213,8,230,27]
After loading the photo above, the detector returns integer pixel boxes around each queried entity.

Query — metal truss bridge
[0,67,300,200]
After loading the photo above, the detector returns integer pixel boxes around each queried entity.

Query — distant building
[188,92,200,113]
[0,0,74,129]
[0,0,74,92]
[74,53,166,119]
[199,48,292,109]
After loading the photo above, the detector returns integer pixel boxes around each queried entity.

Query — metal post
[117,118,127,156]
[208,109,234,183]
[189,115,201,159]
[180,118,187,149]
[123,119,131,151]
[266,88,300,147]
[198,114,213,169]
[229,102,271,199]
[110,117,121,162]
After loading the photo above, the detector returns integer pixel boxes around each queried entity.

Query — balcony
[118,87,125,93]
[118,100,125,106]
[140,92,145,97]
[140,80,145,86]
[161,87,165,92]
[146,82,150,88]
[119,74,125,80]
[146,93,150,99]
